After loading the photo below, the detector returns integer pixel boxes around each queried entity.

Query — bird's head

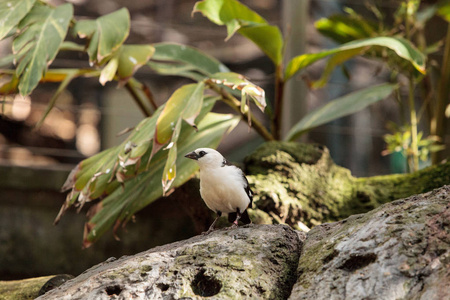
[184,148,224,168]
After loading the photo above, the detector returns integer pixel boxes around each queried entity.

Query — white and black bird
[184,148,253,233]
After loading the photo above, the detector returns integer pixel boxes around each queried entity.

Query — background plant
[0,0,433,246]
[314,0,450,171]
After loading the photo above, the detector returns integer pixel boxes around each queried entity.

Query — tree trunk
[36,185,449,299]
[243,141,450,229]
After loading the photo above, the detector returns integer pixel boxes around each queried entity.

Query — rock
[290,185,450,300]
[36,186,450,300]
[36,225,303,300]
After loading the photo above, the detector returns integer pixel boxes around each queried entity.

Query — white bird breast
[199,165,250,214]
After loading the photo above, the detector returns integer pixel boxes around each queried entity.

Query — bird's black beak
[184,151,199,160]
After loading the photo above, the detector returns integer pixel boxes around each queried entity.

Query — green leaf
[73,8,130,64]
[117,44,155,84]
[0,0,36,40]
[155,82,205,145]
[315,14,379,44]
[161,119,181,194]
[193,0,283,64]
[285,36,426,81]
[311,47,363,89]
[12,2,73,95]
[285,83,397,141]
[99,55,119,85]
[209,72,266,112]
[150,42,228,77]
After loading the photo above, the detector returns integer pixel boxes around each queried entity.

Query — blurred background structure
[0,0,448,279]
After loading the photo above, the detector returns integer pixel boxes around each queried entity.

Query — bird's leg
[203,211,221,235]
[231,209,242,228]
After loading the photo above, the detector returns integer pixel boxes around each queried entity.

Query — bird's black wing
[242,172,253,208]
[221,157,253,207]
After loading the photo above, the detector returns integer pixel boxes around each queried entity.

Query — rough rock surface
[37,225,303,300]
[290,185,450,300]
[36,185,449,300]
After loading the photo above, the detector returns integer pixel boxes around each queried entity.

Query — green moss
[243,141,450,229]
[0,276,56,300]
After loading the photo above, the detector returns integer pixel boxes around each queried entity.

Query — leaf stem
[124,80,153,117]
[128,77,158,111]
[206,80,274,141]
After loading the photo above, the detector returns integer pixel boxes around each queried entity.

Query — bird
[184,148,253,234]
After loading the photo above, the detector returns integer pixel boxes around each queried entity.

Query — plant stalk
[408,77,419,172]
[206,81,275,141]
[271,65,285,140]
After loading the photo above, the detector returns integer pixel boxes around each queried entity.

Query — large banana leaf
[285,37,426,81]
[148,43,229,80]
[57,91,239,246]
[0,0,36,40]
[193,0,283,65]
[83,112,239,248]
[12,2,73,95]
[73,8,130,64]
[285,83,397,141]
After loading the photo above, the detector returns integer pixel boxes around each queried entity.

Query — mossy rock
[244,141,450,229]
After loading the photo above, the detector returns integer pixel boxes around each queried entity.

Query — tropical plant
[314,0,450,171]
[0,0,429,246]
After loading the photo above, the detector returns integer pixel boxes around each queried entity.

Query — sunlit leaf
[285,36,426,81]
[0,0,36,40]
[315,14,379,44]
[193,0,283,64]
[161,119,181,194]
[209,72,266,112]
[285,83,397,141]
[155,82,205,145]
[73,8,130,64]
[12,2,73,95]
[99,56,118,85]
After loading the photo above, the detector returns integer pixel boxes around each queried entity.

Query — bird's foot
[202,227,216,235]
[228,223,238,230]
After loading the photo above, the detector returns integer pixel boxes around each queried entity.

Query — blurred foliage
[0,0,443,245]
[315,0,450,171]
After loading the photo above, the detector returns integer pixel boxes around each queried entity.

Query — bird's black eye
[198,150,207,157]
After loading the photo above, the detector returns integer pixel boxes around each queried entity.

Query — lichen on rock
[37,224,303,300]
[289,185,450,300]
